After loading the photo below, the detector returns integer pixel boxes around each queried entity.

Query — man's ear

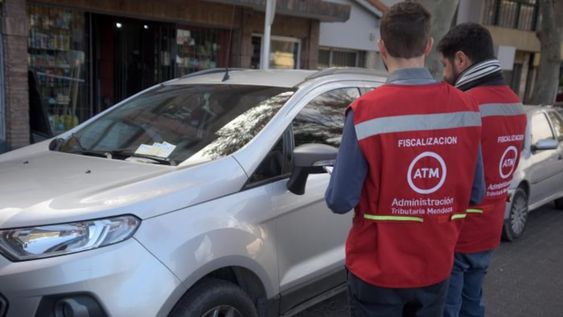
[378,39,387,59]
[423,37,434,56]
[454,50,471,71]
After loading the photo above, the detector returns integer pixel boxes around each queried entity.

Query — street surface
[296,203,563,317]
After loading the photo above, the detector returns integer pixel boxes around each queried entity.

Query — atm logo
[499,146,518,179]
[407,151,447,194]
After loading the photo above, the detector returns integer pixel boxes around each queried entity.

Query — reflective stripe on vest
[466,208,484,214]
[355,111,481,141]
[451,213,467,220]
[479,103,525,118]
[364,213,467,222]
[364,214,424,223]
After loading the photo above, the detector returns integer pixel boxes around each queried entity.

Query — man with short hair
[438,23,527,317]
[325,3,485,317]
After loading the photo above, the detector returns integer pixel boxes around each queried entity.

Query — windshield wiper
[53,136,175,165]
[51,134,113,159]
[70,149,112,159]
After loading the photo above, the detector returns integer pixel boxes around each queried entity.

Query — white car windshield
[57,84,295,165]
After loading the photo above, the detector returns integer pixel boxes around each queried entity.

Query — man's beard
[445,68,461,85]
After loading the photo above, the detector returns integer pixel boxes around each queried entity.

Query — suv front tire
[170,278,258,317]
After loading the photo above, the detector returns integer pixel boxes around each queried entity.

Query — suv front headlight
[0,215,140,261]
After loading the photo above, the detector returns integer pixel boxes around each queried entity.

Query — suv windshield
[58,84,295,165]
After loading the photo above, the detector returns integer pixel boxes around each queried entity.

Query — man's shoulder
[466,85,521,104]
[443,84,481,110]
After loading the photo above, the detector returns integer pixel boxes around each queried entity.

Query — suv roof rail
[306,67,388,81]
[180,68,247,79]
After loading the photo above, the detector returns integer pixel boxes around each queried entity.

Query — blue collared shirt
[325,68,485,214]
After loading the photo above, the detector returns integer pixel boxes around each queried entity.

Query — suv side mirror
[287,144,337,195]
[531,138,559,152]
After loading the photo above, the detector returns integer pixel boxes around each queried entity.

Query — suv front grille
[0,293,7,317]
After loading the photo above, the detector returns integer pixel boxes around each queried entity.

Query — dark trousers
[443,251,494,317]
[347,271,449,317]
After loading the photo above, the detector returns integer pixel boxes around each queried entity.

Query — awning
[204,0,351,22]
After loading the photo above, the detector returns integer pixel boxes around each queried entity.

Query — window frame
[317,47,365,69]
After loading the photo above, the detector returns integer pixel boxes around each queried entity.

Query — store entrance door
[92,15,174,111]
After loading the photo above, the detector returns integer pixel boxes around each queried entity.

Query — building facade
[457,0,563,103]
[0,0,349,152]
[318,0,385,70]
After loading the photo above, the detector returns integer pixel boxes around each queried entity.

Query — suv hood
[0,150,246,228]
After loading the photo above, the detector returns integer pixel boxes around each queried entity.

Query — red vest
[346,82,481,288]
[456,85,527,253]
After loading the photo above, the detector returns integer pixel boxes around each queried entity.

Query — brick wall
[2,0,29,149]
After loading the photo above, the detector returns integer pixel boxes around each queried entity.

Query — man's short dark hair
[437,22,495,63]
[380,1,431,58]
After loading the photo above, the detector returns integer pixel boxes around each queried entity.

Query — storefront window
[175,27,229,76]
[28,4,89,136]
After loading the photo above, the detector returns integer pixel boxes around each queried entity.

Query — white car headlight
[0,215,140,261]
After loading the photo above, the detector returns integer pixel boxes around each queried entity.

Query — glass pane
[482,0,497,25]
[331,50,357,67]
[293,88,360,147]
[517,5,535,30]
[498,1,518,28]
[175,27,229,76]
[248,137,286,183]
[251,36,261,69]
[357,51,366,68]
[270,39,298,69]
[60,85,295,165]
[28,4,89,136]
[547,111,563,140]
[318,49,330,69]
[359,87,374,95]
[531,113,555,144]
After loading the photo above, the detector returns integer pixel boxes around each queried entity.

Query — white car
[503,106,563,241]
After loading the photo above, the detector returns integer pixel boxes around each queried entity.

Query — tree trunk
[416,0,460,80]
[530,0,562,105]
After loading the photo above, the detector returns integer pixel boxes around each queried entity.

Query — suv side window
[531,113,555,145]
[293,87,360,148]
[359,87,374,95]
[547,111,563,141]
[247,137,288,185]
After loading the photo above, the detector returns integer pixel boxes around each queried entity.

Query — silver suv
[0,68,387,317]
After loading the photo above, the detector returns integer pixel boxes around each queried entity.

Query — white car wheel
[502,187,528,241]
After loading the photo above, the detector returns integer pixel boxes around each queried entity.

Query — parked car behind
[0,68,387,317]
[503,106,563,241]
